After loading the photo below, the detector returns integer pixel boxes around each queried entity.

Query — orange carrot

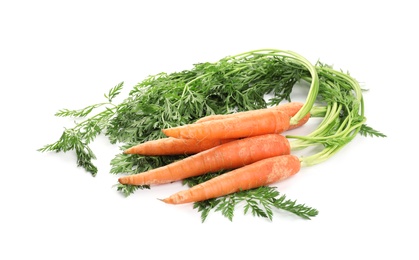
[118,134,290,185]
[195,102,309,131]
[125,103,309,156]
[162,109,290,140]
[162,154,300,204]
[124,137,234,155]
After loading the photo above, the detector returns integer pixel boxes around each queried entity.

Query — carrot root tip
[123,148,132,154]
[118,177,128,185]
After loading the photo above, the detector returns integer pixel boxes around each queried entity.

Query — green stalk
[288,63,366,166]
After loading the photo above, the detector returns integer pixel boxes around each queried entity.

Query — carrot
[162,154,300,204]
[195,102,310,130]
[124,137,235,155]
[118,134,290,185]
[162,109,290,140]
[125,103,309,156]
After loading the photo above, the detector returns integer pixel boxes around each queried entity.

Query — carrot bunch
[39,48,385,221]
[119,102,309,204]
[115,50,385,220]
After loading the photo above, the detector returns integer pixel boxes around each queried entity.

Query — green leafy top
[38,82,124,176]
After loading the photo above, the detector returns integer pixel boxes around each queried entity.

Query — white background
[1,0,418,259]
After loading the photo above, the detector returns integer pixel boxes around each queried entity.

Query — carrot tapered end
[160,198,172,204]
[118,177,129,185]
[123,148,133,154]
[161,129,170,137]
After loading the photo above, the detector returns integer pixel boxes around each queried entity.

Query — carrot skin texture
[195,102,310,130]
[118,134,291,185]
[162,109,290,140]
[162,154,301,204]
[124,137,234,155]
